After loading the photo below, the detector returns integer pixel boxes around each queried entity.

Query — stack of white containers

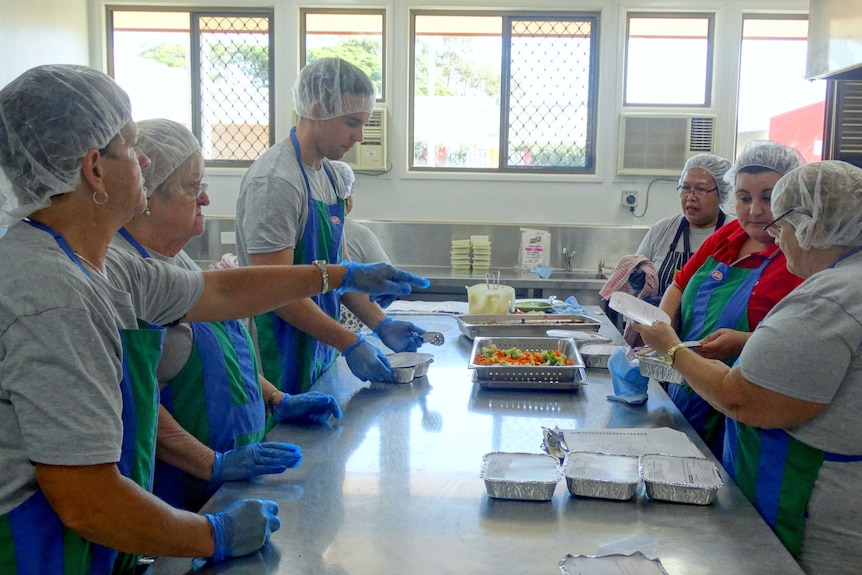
[450,239,471,272]
[470,235,491,274]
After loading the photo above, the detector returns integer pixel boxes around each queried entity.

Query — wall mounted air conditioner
[290,108,388,172]
[617,113,716,176]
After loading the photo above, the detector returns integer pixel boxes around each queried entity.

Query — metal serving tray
[457,314,601,340]
[469,337,587,391]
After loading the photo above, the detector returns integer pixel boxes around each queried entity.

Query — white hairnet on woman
[0,64,131,225]
[682,153,733,202]
[772,160,862,250]
[293,57,375,121]
[138,118,201,196]
[329,160,355,197]
[724,139,805,185]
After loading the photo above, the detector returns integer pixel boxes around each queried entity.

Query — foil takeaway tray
[457,314,601,340]
[640,454,723,505]
[469,337,586,391]
[562,452,641,501]
[638,354,685,384]
[559,552,669,575]
[382,352,434,384]
[480,452,562,501]
[579,344,629,369]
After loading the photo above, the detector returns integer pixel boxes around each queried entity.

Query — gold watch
[661,342,688,366]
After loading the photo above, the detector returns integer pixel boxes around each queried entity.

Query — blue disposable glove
[335,261,430,300]
[342,334,393,382]
[272,391,343,424]
[205,499,281,562]
[212,442,303,483]
[606,348,649,405]
[374,317,425,353]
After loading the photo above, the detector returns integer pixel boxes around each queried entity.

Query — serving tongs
[485,271,501,289]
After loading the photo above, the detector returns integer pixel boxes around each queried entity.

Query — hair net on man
[293,58,375,121]
[328,160,355,198]
[681,153,733,202]
[0,64,132,225]
[724,140,805,186]
[772,160,862,250]
[138,119,201,197]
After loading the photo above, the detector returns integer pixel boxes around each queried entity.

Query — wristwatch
[660,342,688,366]
[312,259,329,294]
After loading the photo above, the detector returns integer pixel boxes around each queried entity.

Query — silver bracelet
[312,259,329,294]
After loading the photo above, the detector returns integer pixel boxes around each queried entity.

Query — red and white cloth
[599,255,659,347]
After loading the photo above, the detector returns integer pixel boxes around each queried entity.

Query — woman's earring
[145,207,151,216]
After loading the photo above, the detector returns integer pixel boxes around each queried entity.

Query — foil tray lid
[480,452,561,483]
[563,452,640,483]
[640,454,723,488]
[559,552,669,575]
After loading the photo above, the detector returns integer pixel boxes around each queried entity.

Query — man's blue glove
[273,391,343,424]
[606,348,649,406]
[205,499,281,562]
[212,443,303,483]
[374,317,425,353]
[342,334,393,382]
[335,261,430,299]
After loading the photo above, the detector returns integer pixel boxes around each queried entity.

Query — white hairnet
[137,119,201,196]
[772,160,862,249]
[328,160,355,197]
[681,153,733,202]
[724,140,805,186]
[0,64,132,225]
[293,58,375,121]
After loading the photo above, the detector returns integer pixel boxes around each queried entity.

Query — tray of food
[457,314,601,340]
[480,452,562,501]
[469,337,586,391]
[640,454,723,505]
[562,452,641,501]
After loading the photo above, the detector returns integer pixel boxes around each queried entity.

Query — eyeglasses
[763,208,795,238]
[677,185,718,198]
[182,181,208,198]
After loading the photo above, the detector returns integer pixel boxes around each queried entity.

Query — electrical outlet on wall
[621,190,639,209]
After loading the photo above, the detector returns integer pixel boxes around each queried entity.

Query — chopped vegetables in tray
[475,344,573,366]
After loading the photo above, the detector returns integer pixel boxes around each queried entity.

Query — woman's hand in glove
[273,391,343,424]
[205,499,280,562]
[211,442,303,483]
[342,334,393,382]
[335,261,429,298]
[374,317,425,352]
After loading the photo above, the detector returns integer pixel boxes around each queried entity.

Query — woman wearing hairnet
[0,65,427,574]
[235,57,428,394]
[637,153,734,294]
[636,160,862,575]
[657,140,805,457]
[114,119,342,513]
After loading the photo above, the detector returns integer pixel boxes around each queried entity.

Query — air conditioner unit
[291,108,388,172]
[617,113,716,176]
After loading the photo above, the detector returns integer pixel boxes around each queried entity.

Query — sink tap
[597,258,605,276]
[562,248,576,272]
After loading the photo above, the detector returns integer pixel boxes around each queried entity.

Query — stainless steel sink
[542,270,607,281]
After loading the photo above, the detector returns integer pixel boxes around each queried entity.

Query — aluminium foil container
[579,344,629,369]
[480,452,562,501]
[559,552,669,575]
[562,452,641,501]
[640,454,723,505]
[382,352,435,383]
[637,354,685,384]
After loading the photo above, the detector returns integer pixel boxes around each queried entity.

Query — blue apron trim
[754,428,790,528]
[7,492,66,574]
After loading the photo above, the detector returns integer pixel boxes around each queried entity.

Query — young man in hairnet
[235,58,427,394]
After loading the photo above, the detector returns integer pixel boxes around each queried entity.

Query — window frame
[408,9,600,174]
[623,11,715,108]
[106,5,276,168]
[299,7,387,103]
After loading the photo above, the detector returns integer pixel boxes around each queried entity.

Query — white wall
[0,0,90,86]
[9,0,808,226]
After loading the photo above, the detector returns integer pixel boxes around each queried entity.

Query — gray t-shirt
[737,249,862,574]
[235,139,348,266]
[345,219,391,264]
[111,233,200,384]
[0,222,203,514]
[636,213,731,275]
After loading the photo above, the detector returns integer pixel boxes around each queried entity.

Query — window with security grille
[624,13,714,107]
[108,8,274,166]
[410,11,599,173]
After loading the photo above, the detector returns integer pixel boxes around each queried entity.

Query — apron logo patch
[711,270,724,281]
[330,216,341,225]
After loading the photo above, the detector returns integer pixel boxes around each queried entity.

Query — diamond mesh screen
[199,15,272,162]
[507,19,592,169]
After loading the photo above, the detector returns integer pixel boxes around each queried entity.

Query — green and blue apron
[255,127,345,394]
[1,220,165,575]
[723,246,862,556]
[118,229,266,512]
[656,212,726,294]
[668,250,777,457]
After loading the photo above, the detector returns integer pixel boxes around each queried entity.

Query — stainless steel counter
[151,310,802,575]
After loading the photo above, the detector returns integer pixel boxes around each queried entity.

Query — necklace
[75,252,108,280]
